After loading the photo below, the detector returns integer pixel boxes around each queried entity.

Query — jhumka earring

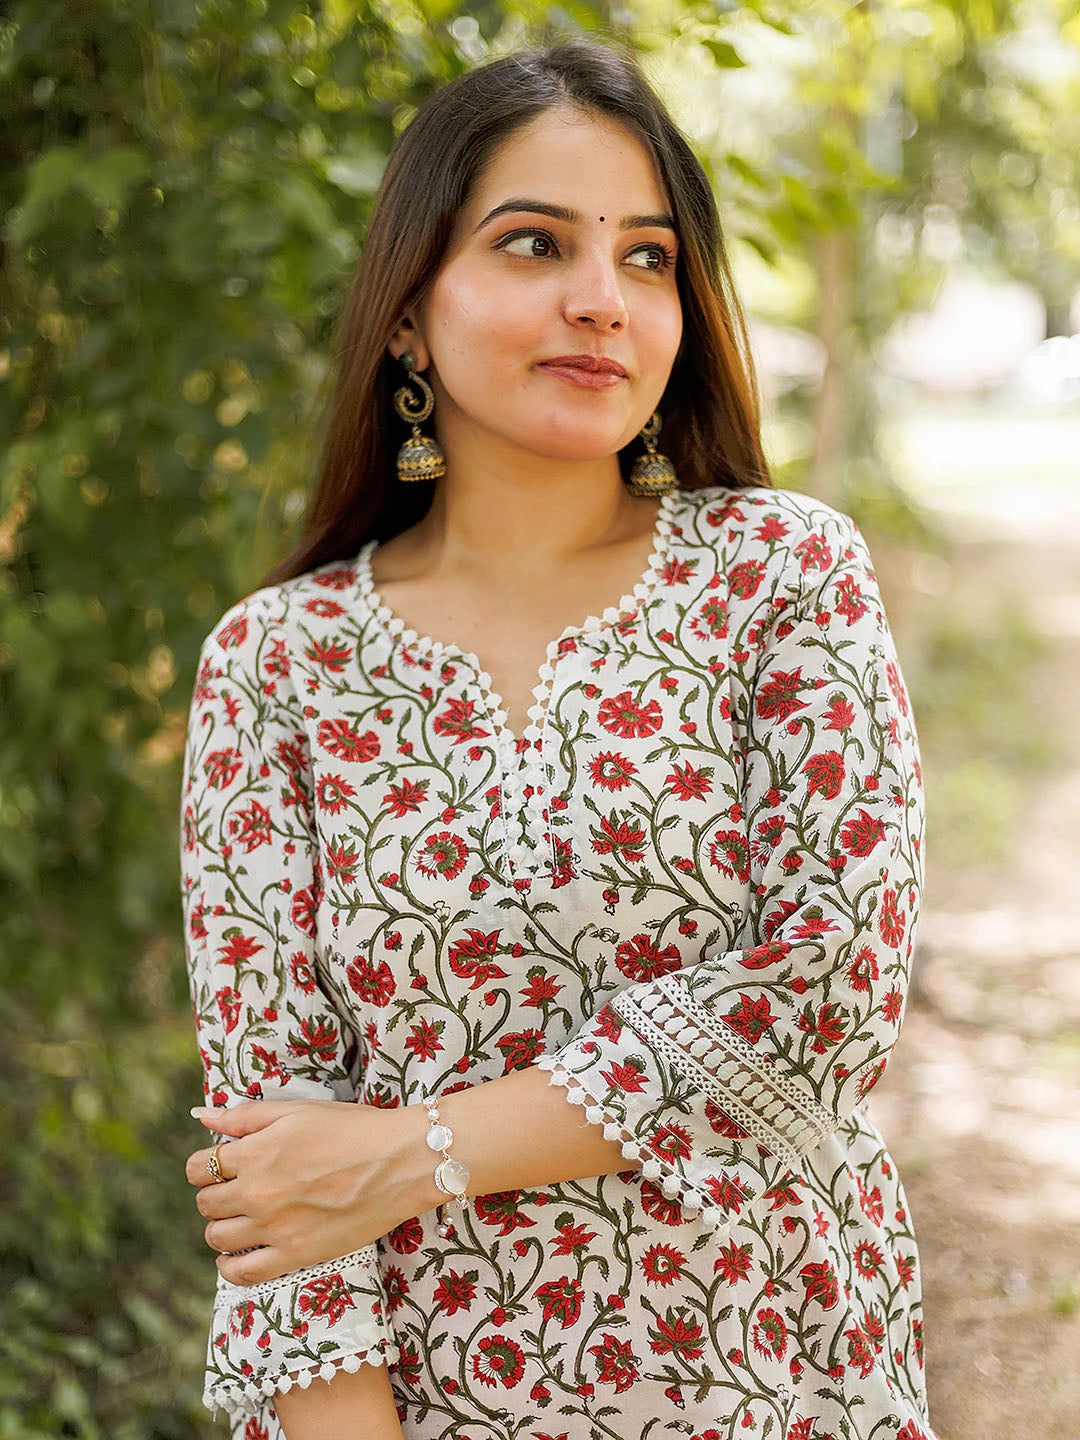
[393,351,447,483]
[626,410,677,497]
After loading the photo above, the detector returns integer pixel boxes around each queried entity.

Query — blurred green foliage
[2,0,1076,1431]
[0,0,538,1430]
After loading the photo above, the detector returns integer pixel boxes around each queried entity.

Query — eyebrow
[473,197,677,235]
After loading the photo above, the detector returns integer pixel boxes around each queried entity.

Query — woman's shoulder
[674,482,857,549]
[197,556,360,662]
[671,483,865,616]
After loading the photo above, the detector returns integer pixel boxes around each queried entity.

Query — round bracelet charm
[435,1156,471,1196]
[426,1123,454,1151]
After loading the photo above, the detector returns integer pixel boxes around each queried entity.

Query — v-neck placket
[354,489,679,883]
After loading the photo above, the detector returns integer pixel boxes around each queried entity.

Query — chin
[513,418,632,455]
[527,439,628,463]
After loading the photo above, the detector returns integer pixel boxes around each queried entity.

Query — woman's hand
[184,1098,431,1285]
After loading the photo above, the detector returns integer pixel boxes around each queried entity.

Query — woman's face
[399,105,684,468]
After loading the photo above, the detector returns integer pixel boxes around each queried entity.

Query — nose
[562,250,629,330]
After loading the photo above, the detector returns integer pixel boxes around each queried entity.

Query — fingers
[216,1245,283,1286]
[202,1214,260,1254]
[190,1098,311,1135]
[194,1174,241,1218]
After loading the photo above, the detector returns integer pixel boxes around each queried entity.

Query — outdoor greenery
[3,0,1077,1431]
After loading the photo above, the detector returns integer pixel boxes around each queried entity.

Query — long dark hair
[263,34,773,587]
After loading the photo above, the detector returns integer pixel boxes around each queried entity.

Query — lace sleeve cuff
[202,1243,395,1419]
[534,966,841,1239]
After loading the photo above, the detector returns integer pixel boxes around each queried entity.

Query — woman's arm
[272,1357,403,1440]
[256,1076,626,1438]
[191,1071,632,1278]
[405,1062,635,1210]
[186,1072,622,1439]
[181,591,398,1426]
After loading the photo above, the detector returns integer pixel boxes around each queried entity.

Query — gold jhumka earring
[626,410,677,497]
[394,352,447,483]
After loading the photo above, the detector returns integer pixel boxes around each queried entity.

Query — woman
[180,35,936,1440]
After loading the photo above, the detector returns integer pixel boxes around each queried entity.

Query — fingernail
[190,1105,210,1117]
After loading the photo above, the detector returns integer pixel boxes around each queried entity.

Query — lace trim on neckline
[354,489,681,880]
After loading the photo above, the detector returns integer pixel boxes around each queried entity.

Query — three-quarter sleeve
[535,509,924,1236]
[180,590,396,1423]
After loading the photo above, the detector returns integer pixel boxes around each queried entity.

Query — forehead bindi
[463,113,675,240]
[470,196,677,236]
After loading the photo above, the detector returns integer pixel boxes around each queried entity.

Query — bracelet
[422,1092,471,1239]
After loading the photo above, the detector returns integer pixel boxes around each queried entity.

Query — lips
[537,355,628,378]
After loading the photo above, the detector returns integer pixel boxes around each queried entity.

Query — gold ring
[206,1142,226,1184]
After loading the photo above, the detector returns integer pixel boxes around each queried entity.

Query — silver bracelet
[423,1092,470,1238]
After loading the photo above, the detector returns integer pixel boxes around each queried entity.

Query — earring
[393,352,446,483]
[626,410,677,497]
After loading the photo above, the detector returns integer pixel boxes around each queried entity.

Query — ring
[206,1143,227,1184]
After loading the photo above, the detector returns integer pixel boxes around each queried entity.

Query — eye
[628,243,678,272]
[498,229,559,259]
[495,228,677,271]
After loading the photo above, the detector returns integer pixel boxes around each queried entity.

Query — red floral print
[588,750,639,790]
[666,760,714,801]
[590,811,647,863]
[432,1268,477,1316]
[470,1333,525,1389]
[317,717,380,762]
[587,1332,640,1392]
[713,1240,754,1285]
[649,1308,705,1360]
[181,486,935,1440]
[800,1260,840,1310]
[432,695,491,745]
[297,1273,355,1325]
[803,750,845,800]
[723,991,778,1044]
[752,1307,788,1360]
[613,933,682,983]
[447,928,508,989]
[345,955,395,1007]
[597,691,664,739]
[534,1276,584,1328]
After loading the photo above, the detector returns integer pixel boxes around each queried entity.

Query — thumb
[190,1101,282,1135]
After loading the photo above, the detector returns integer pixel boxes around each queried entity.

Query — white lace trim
[355,488,680,881]
[213,1243,381,1302]
[618,971,838,1162]
[203,1335,393,1418]
[533,1052,733,1237]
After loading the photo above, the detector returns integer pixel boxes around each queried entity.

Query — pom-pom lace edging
[204,1335,395,1419]
[533,1053,735,1237]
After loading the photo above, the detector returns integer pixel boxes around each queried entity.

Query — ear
[386,311,430,372]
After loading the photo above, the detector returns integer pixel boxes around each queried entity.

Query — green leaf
[74,146,150,212]
[9,145,82,242]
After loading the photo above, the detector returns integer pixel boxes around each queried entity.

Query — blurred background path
[868,399,1080,1440]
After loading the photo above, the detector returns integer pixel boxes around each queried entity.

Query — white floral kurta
[180,483,937,1440]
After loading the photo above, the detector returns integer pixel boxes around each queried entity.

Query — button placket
[506,643,562,879]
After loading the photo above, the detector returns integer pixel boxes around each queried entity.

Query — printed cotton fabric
[180,483,937,1440]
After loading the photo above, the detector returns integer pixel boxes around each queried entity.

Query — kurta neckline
[353,485,679,753]
[354,487,681,880]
